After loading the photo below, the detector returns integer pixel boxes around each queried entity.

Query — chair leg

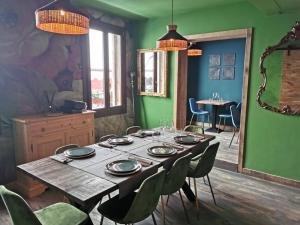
[166,195,170,206]
[229,129,236,148]
[190,114,195,125]
[193,178,199,210]
[152,213,157,225]
[100,215,104,225]
[178,190,190,224]
[223,118,227,131]
[188,177,191,187]
[207,175,217,206]
[218,117,221,130]
[161,195,166,225]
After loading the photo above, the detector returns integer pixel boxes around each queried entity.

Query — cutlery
[128,155,153,167]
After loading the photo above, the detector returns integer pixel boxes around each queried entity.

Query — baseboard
[242,168,300,189]
[193,122,236,132]
[214,159,238,172]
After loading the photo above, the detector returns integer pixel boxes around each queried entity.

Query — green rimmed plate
[64,147,95,159]
[106,159,141,173]
[147,146,177,157]
[174,135,201,145]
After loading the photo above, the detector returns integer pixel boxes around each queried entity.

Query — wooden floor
[1,167,300,225]
[206,129,239,172]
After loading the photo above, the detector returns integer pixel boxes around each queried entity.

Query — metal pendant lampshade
[35,0,89,35]
[187,42,203,56]
[156,0,188,51]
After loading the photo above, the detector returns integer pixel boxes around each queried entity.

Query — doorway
[173,28,252,173]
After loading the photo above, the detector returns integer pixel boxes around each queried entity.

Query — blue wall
[187,38,246,122]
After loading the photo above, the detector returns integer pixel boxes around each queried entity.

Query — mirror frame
[257,21,300,115]
[137,49,168,97]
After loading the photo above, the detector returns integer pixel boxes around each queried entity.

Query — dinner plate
[105,165,142,176]
[108,137,134,145]
[147,146,177,157]
[106,159,141,173]
[64,147,95,159]
[174,135,201,145]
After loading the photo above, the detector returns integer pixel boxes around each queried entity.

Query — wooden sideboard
[11,111,95,198]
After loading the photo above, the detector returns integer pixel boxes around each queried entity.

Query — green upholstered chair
[187,142,220,208]
[126,126,141,135]
[98,169,166,225]
[184,125,204,135]
[160,153,193,224]
[0,186,92,225]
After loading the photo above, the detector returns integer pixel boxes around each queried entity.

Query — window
[84,23,126,117]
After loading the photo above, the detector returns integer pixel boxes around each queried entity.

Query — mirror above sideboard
[137,49,168,97]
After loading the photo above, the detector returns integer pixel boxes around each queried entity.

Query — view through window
[88,27,124,115]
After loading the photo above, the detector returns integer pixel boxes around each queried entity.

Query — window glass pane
[89,28,105,109]
[108,33,122,107]
[91,71,105,109]
[144,52,154,93]
[89,29,104,70]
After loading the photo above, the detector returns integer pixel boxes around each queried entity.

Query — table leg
[181,181,196,202]
[205,105,220,133]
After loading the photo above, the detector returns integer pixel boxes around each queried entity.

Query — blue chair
[218,102,237,131]
[189,98,210,128]
[229,103,241,148]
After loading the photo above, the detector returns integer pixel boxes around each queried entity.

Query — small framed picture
[223,53,236,66]
[209,54,221,66]
[209,67,220,80]
[222,67,235,80]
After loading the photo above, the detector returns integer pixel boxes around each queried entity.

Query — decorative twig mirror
[258,21,300,115]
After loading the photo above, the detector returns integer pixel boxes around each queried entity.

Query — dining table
[196,100,230,133]
[17,129,215,213]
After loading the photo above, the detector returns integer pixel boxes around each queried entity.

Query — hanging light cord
[171,0,174,25]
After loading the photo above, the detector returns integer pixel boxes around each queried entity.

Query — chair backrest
[55,144,79,155]
[99,134,118,142]
[123,170,166,223]
[184,125,204,135]
[190,142,220,178]
[230,105,241,128]
[0,186,42,225]
[223,101,237,112]
[162,153,193,195]
[188,98,198,114]
[126,126,141,135]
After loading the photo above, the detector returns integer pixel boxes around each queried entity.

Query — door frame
[174,28,253,172]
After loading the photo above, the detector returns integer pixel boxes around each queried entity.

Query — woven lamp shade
[35,0,89,35]
[187,43,203,56]
[157,25,188,51]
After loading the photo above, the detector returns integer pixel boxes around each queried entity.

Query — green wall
[135,2,300,181]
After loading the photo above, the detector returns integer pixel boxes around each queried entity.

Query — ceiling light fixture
[35,0,89,35]
[156,0,188,51]
[187,42,203,56]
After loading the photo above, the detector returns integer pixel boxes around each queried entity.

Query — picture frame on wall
[222,67,235,80]
[209,54,221,66]
[223,53,236,66]
[209,67,220,80]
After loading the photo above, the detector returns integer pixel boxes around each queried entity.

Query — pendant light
[156,0,188,51]
[35,0,89,35]
[187,42,203,56]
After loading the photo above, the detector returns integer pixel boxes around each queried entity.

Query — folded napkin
[128,155,153,167]
[163,142,185,151]
[50,154,73,164]
[98,142,115,148]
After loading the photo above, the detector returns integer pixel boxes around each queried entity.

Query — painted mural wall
[0,0,134,183]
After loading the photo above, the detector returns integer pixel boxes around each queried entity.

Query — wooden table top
[18,130,215,210]
[196,100,231,106]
